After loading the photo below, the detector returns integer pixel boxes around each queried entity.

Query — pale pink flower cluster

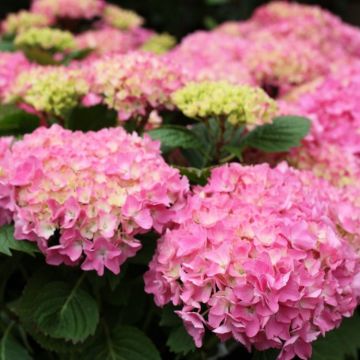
[75,27,153,59]
[4,125,188,275]
[286,66,360,151]
[145,163,360,360]
[288,142,360,188]
[251,1,360,57]
[0,137,15,227]
[167,31,254,85]
[285,63,360,190]
[86,51,185,120]
[31,0,105,21]
[214,2,360,96]
[222,1,360,60]
[0,52,30,102]
[241,33,328,97]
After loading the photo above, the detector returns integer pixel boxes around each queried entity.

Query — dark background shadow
[1,0,359,38]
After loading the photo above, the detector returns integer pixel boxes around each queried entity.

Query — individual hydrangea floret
[141,33,177,54]
[0,52,30,102]
[0,137,15,226]
[172,81,278,127]
[31,0,105,21]
[15,27,75,53]
[6,67,89,117]
[6,125,188,275]
[1,10,50,35]
[87,52,184,121]
[145,162,360,360]
[103,4,144,30]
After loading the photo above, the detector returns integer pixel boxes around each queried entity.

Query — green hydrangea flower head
[2,11,50,35]
[141,33,177,54]
[103,5,144,30]
[7,67,89,117]
[172,81,278,127]
[15,27,75,52]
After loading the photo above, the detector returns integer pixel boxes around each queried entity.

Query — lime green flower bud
[7,67,88,117]
[172,81,278,127]
[103,5,144,30]
[141,33,177,54]
[15,27,75,52]
[2,11,50,35]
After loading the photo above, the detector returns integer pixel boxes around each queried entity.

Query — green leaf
[65,105,117,132]
[81,325,161,360]
[21,47,58,65]
[147,125,202,153]
[29,327,82,354]
[312,313,360,360]
[61,48,93,65]
[16,279,99,343]
[0,324,32,360]
[176,166,211,185]
[0,40,15,52]
[166,326,195,355]
[0,225,38,257]
[223,145,243,161]
[241,116,311,153]
[181,119,219,168]
[0,105,40,136]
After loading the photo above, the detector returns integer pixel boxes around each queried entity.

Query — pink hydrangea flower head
[288,141,360,188]
[31,0,105,21]
[243,33,328,97]
[0,52,30,103]
[0,137,15,226]
[7,125,188,275]
[75,27,153,59]
[86,51,185,121]
[168,31,254,85]
[251,1,360,62]
[252,1,337,26]
[284,66,360,152]
[145,162,360,359]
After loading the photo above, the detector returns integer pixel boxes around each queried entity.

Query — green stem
[219,153,237,164]
[0,322,15,359]
[214,116,226,163]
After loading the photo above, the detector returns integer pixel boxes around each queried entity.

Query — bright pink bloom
[31,0,105,21]
[145,163,360,360]
[0,137,15,226]
[167,31,254,85]
[75,27,153,59]
[85,51,185,120]
[5,125,188,275]
[0,52,30,102]
[284,65,360,152]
